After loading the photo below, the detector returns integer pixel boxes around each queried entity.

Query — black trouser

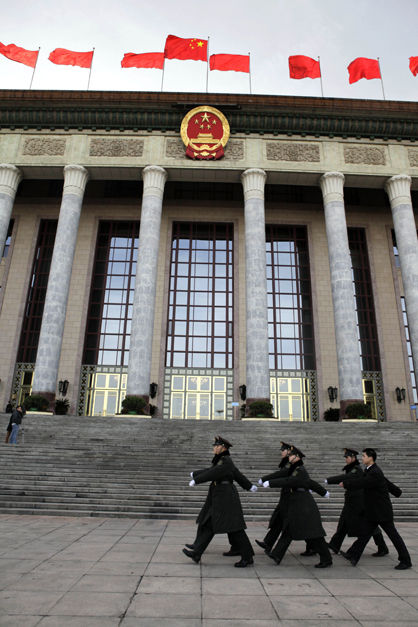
[348,519,411,565]
[329,516,388,553]
[264,520,283,550]
[270,526,332,564]
[193,518,254,560]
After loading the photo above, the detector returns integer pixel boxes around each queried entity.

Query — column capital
[241,168,267,200]
[142,165,167,200]
[63,165,89,197]
[0,164,22,197]
[319,171,345,202]
[385,174,412,207]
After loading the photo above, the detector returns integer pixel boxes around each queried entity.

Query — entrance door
[88,372,126,416]
[270,376,310,421]
[169,374,227,419]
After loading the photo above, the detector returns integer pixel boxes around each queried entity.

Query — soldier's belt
[213,480,232,485]
[292,488,308,492]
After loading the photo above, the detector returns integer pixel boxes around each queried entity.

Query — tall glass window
[83,221,139,366]
[17,220,57,362]
[266,225,315,370]
[348,228,380,371]
[165,222,233,369]
[401,297,417,404]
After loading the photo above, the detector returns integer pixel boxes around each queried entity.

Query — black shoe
[372,548,389,557]
[266,552,281,565]
[223,549,241,556]
[340,551,357,566]
[394,562,412,570]
[300,549,317,556]
[255,539,268,550]
[234,558,254,568]
[328,544,340,555]
[184,543,195,550]
[315,561,333,568]
[182,548,200,563]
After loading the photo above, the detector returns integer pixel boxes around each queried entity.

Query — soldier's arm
[193,462,230,484]
[307,478,327,497]
[343,470,380,490]
[385,477,402,497]
[326,472,346,485]
[269,473,307,489]
[233,467,253,491]
[262,467,289,482]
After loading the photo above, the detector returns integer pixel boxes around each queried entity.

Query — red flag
[288,55,320,79]
[409,56,418,77]
[164,35,207,61]
[0,42,38,68]
[121,52,164,69]
[49,48,94,68]
[347,57,381,84]
[209,54,249,73]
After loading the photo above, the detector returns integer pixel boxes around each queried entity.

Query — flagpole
[318,56,324,97]
[29,47,40,89]
[377,57,386,100]
[248,52,252,94]
[161,57,166,92]
[87,48,95,90]
[206,36,210,93]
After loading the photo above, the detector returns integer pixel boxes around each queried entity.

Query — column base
[245,397,273,418]
[339,399,364,420]
[30,391,56,412]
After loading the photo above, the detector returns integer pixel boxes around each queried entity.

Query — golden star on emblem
[201,113,210,122]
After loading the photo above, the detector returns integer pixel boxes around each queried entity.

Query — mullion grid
[266,225,315,371]
[166,222,233,369]
[83,221,138,366]
[18,220,57,362]
[401,296,417,403]
[348,228,380,371]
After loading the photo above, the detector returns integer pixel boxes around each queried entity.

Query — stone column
[385,174,418,380]
[126,165,167,403]
[0,164,22,255]
[319,172,363,413]
[241,168,270,406]
[32,165,89,406]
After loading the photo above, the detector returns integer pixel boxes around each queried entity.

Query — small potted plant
[323,407,340,422]
[344,403,373,420]
[121,395,147,415]
[55,398,70,415]
[247,400,274,418]
[23,394,49,412]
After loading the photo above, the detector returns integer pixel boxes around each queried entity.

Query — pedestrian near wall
[9,405,24,445]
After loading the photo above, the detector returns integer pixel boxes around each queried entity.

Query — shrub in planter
[55,398,70,415]
[23,394,49,412]
[344,402,372,420]
[247,400,273,418]
[323,407,340,422]
[121,395,147,415]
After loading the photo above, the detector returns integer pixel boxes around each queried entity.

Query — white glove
[324,491,330,499]
[258,478,263,485]
[189,480,196,487]
[263,481,270,488]
[250,485,258,492]
[309,489,313,493]
[324,479,328,484]
[190,472,194,478]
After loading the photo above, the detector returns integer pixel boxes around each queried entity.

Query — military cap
[280,441,291,451]
[213,435,232,449]
[289,445,305,458]
[343,448,359,457]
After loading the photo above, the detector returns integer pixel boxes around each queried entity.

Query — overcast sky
[1,0,417,102]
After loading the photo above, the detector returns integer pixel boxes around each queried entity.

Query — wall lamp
[395,387,406,403]
[149,382,158,399]
[58,380,69,396]
[239,384,247,401]
[327,386,338,403]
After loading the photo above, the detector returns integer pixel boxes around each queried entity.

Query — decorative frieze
[224,140,244,160]
[266,142,320,162]
[408,149,418,167]
[344,146,386,165]
[22,137,66,156]
[89,138,144,157]
[166,138,186,159]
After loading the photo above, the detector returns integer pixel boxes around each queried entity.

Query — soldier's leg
[344,520,376,564]
[379,521,411,567]
[328,514,348,553]
[229,529,254,561]
[192,519,215,557]
[371,526,389,555]
[264,521,282,550]
[309,537,333,566]
[269,527,293,564]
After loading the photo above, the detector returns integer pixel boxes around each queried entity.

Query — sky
[1,0,417,102]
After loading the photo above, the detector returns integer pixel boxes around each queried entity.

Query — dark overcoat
[193,452,252,534]
[268,462,327,540]
[342,463,397,523]
[327,460,368,536]
[261,459,291,529]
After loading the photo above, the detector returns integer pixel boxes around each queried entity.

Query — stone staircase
[1,413,418,521]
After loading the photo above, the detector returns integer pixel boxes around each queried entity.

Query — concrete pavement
[1,515,418,625]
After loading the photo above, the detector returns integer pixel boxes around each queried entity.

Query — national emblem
[180,106,230,160]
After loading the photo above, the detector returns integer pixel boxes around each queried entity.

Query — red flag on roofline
[347,57,381,84]
[288,55,320,79]
[121,52,164,69]
[209,54,249,73]
[164,35,207,61]
[409,57,418,77]
[0,42,38,68]
[49,48,94,68]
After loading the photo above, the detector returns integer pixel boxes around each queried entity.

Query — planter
[342,419,378,423]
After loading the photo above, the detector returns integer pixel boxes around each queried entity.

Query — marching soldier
[325,448,389,556]
[263,445,333,568]
[183,435,257,567]
[339,448,412,569]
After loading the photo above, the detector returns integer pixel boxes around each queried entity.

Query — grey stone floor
[1,516,418,626]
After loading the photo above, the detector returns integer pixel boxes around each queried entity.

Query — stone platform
[1,515,418,626]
